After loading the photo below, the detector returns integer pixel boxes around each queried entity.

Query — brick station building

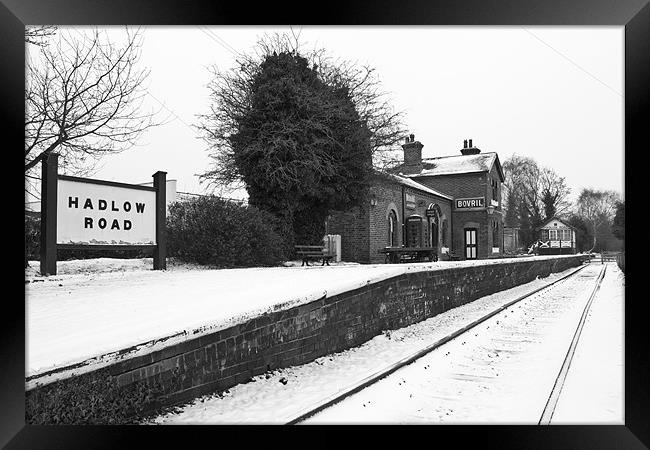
[328,135,505,263]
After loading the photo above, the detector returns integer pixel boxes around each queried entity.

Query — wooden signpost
[40,153,167,275]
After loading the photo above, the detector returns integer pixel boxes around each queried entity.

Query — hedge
[166,196,288,267]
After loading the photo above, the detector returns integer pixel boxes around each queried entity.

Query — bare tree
[502,155,543,226]
[576,188,620,253]
[25,27,159,179]
[25,26,57,47]
[503,155,572,222]
[540,167,572,218]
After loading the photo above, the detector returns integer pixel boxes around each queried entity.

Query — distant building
[537,217,576,255]
[328,136,505,262]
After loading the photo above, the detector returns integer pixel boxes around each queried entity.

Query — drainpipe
[401,185,406,247]
[450,204,453,255]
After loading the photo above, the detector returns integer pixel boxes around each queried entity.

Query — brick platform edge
[25,255,589,423]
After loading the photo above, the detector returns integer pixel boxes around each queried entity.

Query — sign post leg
[153,171,167,270]
[40,153,58,276]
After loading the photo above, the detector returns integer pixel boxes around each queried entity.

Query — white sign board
[405,193,416,209]
[56,179,157,245]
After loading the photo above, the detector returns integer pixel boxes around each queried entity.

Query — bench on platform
[444,250,462,261]
[295,245,334,266]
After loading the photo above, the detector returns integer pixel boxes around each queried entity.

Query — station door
[464,228,478,259]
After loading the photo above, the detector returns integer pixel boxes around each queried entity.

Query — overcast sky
[28,26,624,204]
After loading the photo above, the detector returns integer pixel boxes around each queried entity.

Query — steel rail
[286,262,592,424]
[538,263,607,425]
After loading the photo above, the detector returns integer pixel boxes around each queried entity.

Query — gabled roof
[538,216,575,230]
[398,152,505,182]
[375,171,453,201]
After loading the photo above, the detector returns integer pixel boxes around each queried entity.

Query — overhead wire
[522,28,623,98]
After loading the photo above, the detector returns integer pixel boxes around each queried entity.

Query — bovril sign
[56,178,156,245]
[455,197,485,210]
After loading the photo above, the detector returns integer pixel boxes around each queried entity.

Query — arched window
[388,210,398,246]
[492,220,499,247]
[441,219,448,246]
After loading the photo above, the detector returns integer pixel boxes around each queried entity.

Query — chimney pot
[463,139,467,148]
[460,138,481,155]
[402,135,423,174]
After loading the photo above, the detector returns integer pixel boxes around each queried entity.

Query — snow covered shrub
[25,214,40,266]
[166,196,288,267]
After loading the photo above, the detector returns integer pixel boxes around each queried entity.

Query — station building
[327,135,505,263]
[536,217,577,255]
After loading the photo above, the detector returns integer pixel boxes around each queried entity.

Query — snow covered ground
[550,264,624,424]
[149,264,613,425]
[300,263,624,424]
[25,254,580,382]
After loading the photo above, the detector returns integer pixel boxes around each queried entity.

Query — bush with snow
[166,196,288,267]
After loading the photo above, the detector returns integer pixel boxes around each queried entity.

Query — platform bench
[295,245,334,266]
[444,250,462,261]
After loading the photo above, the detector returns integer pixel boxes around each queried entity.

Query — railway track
[287,261,604,424]
[538,263,607,424]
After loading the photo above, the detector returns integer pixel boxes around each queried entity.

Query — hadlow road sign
[40,153,167,275]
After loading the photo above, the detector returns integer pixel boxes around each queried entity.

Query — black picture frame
[5,0,646,448]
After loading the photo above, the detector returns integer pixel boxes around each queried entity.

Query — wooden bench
[295,245,334,267]
[444,250,461,261]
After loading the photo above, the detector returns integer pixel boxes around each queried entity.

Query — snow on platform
[25,255,582,381]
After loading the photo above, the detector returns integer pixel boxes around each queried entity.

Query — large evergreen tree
[198,35,405,245]
[238,51,372,242]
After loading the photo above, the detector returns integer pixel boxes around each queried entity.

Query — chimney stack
[460,138,481,155]
[402,133,424,174]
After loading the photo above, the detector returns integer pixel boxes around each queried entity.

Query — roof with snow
[538,217,575,230]
[399,152,505,181]
[383,173,453,201]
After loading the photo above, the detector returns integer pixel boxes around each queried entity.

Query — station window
[388,210,398,246]
[441,219,448,246]
[492,220,499,246]
[549,229,558,240]
[491,178,498,201]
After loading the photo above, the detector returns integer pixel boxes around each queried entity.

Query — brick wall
[330,178,453,264]
[26,255,588,423]
[328,206,370,263]
[368,180,403,262]
[414,172,486,201]
[414,167,505,260]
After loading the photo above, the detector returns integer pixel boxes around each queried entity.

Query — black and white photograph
[5,1,646,446]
